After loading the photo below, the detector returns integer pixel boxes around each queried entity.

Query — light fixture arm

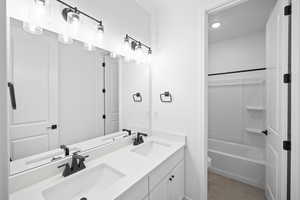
[125,34,152,54]
[56,0,103,25]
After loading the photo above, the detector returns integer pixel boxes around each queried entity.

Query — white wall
[150,2,204,199]
[0,0,8,199]
[120,60,150,132]
[208,31,266,73]
[7,0,151,55]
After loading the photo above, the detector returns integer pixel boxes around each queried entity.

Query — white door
[265,0,289,199]
[9,22,58,160]
[105,55,119,134]
[58,42,105,145]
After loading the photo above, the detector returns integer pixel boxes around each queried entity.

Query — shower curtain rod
[208,67,266,76]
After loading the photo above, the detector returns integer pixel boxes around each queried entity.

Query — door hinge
[284,5,291,16]
[102,114,106,119]
[102,62,106,67]
[283,140,291,151]
[102,88,106,93]
[283,74,291,83]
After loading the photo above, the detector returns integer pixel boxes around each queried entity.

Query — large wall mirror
[8,18,151,175]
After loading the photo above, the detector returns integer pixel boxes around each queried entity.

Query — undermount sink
[131,141,171,157]
[42,164,125,200]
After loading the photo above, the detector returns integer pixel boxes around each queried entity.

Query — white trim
[291,0,300,200]
[0,0,8,199]
[199,1,251,200]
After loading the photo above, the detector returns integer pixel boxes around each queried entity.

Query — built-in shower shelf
[245,128,263,135]
[246,106,265,111]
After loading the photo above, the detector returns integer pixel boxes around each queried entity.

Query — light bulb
[110,52,117,58]
[84,42,95,51]
[23,0,47,35]
[211,22,221,29]
[123,36,131,60]
[62,8,80,38]
[58,33,73,44]
[96,23,104,44]
[68,11,80,36]
[23,22,43,35]
[135,42,143,63]
[147,48,152,64]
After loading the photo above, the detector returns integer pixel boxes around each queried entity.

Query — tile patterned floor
[208,172,266,200]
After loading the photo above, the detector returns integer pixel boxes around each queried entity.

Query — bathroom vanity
[9,133,185,200]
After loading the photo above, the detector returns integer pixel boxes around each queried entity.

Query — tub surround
[208,138,265,189]
[10,132,186,200]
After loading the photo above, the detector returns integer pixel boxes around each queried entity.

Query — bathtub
[208,138,265,189]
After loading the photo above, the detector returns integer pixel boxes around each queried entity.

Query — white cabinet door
[169,161,184,200]
[9,22,58,160]
[149,176,170,200]
[265,0,289,200]
[150,161,184,200]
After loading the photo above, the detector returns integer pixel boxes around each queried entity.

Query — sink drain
[80,198,87,200]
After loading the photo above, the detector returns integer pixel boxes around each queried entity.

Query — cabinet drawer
[116,177,148,200]
[149,147,184,191]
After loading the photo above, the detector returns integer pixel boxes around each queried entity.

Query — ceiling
[208,0,277,43]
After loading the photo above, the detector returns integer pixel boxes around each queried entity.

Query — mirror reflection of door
[9,21,59,160]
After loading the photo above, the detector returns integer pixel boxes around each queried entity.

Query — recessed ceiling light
[211,22,221,29]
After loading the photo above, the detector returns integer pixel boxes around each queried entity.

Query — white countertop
[10,134,185,200]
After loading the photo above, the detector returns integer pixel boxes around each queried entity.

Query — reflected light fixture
[62,7,80,37]
[58,33,73,44]
[84,42,95,51]
[123,35,131,60]
[211,22,221,29]
[147,48,152,63]
[135,42,143,63]
[96,22,104,43]
[23,0,48,35]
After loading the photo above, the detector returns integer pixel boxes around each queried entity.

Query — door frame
[291,0,300,199]
[0,0,8,199]
[198,1,249,199]
[199,0,299,199]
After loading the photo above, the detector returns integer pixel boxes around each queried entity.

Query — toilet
[208,156,212,168]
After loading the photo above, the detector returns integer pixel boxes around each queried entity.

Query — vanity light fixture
[23,0,48,35]
[55,0,105,46]
[211,22,221,29]
[123,34,152,64]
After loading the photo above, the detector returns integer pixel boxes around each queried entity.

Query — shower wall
[208,31,266,148]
